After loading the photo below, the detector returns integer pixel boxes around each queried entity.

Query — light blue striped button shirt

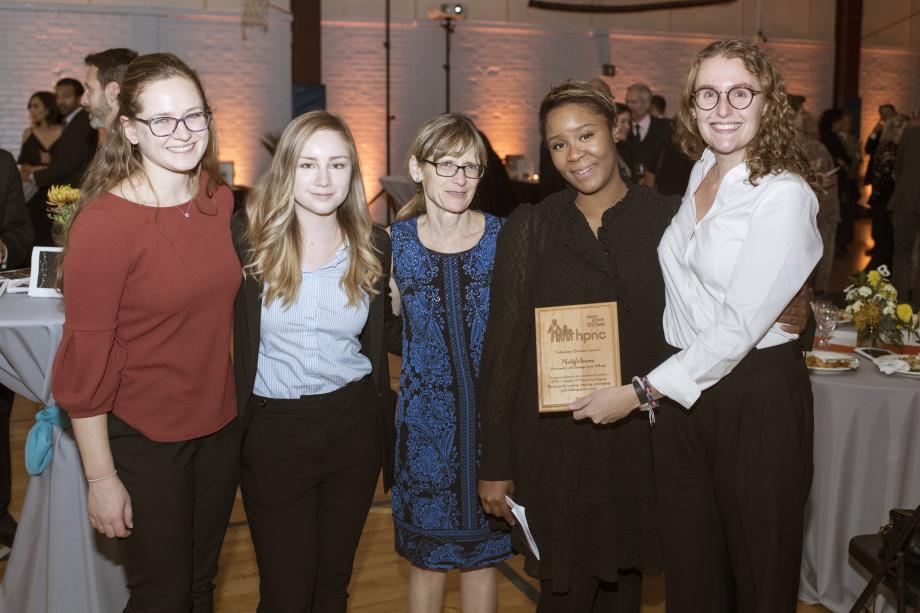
[253,245,371,398]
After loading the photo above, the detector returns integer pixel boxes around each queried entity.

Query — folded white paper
[506,495,540,560]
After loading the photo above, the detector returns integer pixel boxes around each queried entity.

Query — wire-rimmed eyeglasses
[692,87,762,111]
[134,110,212,137]
[424,159,485,179]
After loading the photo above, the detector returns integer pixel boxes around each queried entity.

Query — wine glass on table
[812,300,839,350]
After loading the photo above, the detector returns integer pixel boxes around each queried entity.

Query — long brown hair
[674,40,818,190]
[244,111,381,308]
[397,114,487,221]
[57,53,220,289]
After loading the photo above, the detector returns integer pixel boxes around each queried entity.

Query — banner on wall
[527,0,734,12]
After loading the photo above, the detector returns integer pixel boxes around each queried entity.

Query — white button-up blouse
[646,148,822,409]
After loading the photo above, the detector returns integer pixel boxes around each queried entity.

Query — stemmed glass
[812,300,839,349]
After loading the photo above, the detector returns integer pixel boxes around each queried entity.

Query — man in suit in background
[82,48,138,135]
[890,122,920,305]
[0,148,36,557]
[20,78,97,245]
[622,83,671,185]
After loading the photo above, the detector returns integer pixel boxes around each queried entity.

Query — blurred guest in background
[889,119,920,304]
[839,110,862,200]
[23,77,97,246]
[650,94,667,118]
[791,95,838,295]
[0,148,35,558]
[0,149,36,268]
[82,48,139,133]
[18,91,61,169]
[865,103,897,190]
[473,128,518,215]
[622,83,671,182]
[820,108,857,256]
[865,114,909,270]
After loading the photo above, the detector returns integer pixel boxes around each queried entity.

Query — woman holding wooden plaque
[477,80,673,611]
[563,41,823,612]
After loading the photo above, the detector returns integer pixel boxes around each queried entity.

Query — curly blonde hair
[244,111,381,308]
[674,40,818,190]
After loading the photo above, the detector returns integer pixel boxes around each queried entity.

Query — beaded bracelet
[631,376,657,426]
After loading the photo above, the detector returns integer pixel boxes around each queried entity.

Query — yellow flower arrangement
[844,265,918,346]
[46,185,81,227]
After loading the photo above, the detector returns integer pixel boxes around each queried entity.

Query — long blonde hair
[396,113,487,221]
[57,53,220,289]
[244,111,381,307]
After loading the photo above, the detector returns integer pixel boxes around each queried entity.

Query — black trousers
[653,342,813,613]
[241,379,381,613]
[0,385,13,523]
[537,571,642,613]
[108,414,241,613]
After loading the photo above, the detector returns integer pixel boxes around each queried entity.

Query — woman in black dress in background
[18,91,62,169]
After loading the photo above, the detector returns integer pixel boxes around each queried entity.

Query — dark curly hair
[674,40,818,191]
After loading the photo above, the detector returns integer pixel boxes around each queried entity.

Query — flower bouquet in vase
[46,185,80,246]
[844,265,918,347]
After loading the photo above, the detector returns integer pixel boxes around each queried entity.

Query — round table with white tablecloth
[799,329,920,613]
[0,293,127,613]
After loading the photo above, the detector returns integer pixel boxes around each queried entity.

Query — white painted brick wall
[0,5,292,187]
[323,18,919,218]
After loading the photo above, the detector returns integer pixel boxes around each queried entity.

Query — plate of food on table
[805,351,859,374]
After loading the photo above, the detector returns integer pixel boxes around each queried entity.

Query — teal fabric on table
[25,405,69,475]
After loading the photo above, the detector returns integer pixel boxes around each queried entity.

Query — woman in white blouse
[569,40,821,612]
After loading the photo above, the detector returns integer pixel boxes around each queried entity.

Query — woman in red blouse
[51,53,241,612]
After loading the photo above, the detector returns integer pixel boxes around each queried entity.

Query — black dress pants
[0,385,13,523]
[241,379,381,613]
[108,413,241,613]
[653,342,813,613]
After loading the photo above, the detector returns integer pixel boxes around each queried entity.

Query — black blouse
[478,185,678,590]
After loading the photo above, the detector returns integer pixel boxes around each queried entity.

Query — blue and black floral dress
[390,213,513,570]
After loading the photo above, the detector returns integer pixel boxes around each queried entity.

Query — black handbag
[879,508,920,567]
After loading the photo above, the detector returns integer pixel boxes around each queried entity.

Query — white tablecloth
[0,293,128,613]
[799,328,920,612]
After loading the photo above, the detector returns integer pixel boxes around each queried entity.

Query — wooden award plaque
[534,302,621,413]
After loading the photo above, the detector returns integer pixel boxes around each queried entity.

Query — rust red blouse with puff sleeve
[51,180,240,442]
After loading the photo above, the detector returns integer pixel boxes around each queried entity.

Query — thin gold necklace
[175,198,194,219]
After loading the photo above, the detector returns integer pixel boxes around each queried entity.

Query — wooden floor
[0,217,875,611]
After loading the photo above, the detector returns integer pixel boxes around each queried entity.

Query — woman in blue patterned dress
[389,114,513,613]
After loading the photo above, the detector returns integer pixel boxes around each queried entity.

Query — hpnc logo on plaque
[535,302,621,413]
